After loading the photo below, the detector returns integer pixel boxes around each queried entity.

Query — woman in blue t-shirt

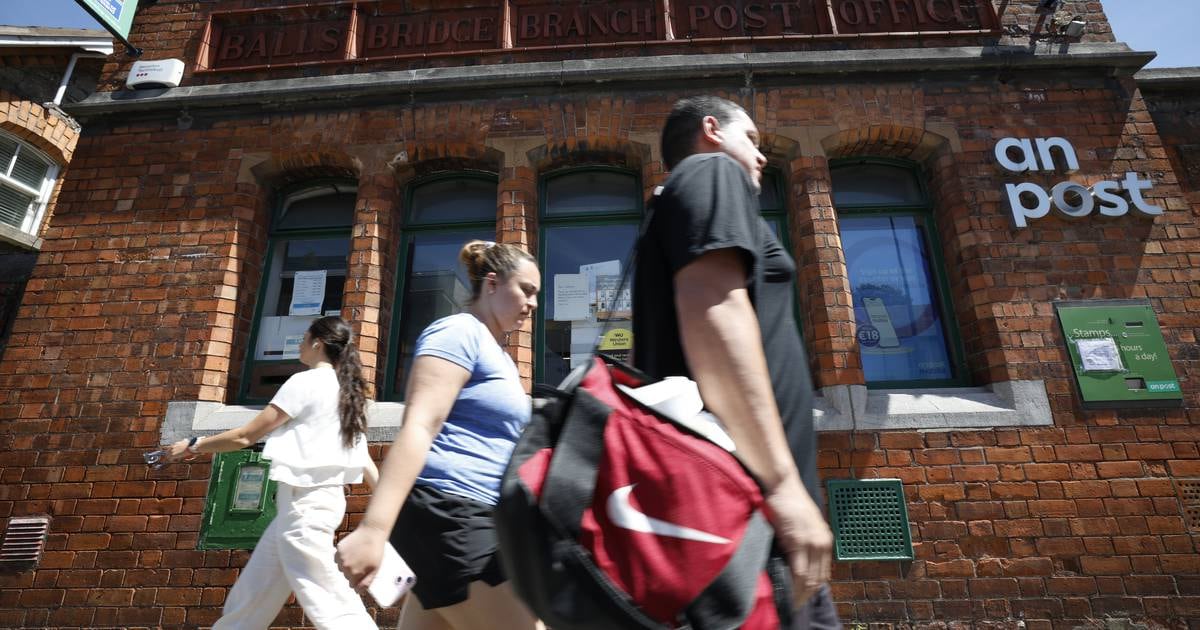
[338,240,542,630]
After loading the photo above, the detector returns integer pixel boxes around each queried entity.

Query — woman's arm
[336,355,471,587]
[161,404,291,462]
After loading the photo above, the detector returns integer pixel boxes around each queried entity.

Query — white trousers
[214,483,378,630]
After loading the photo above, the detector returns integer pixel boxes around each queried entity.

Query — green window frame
[535,167,642,386]
[759,167,807,342]
[384,172,499,401]
[831,158,968,388]
[239,181,357,403]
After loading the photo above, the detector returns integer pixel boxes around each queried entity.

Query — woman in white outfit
[162,315,379,630]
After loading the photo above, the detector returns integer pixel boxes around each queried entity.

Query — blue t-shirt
[414,313,530,506]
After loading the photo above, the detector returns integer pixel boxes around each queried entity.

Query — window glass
[392,229,493,396]
[759,170,782,211]
[0,131,56,235]
[540,223,638,386]
[388,175,499,400]
[277,191,356,230]
[0,186,35,230]
[831,163,923,207]
[840,215,953,383]
[409,176,497,224]
[252,236,350,361]
[544,171,639,216]
[244,187,356,401]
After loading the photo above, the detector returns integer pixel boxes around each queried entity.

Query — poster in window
[580,260,620,296]
[553,274,590,321]
[594,275,631,320]
[290,270,327,316]
[843,219,953,382]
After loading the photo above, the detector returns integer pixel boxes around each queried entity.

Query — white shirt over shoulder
[262,365,371,487]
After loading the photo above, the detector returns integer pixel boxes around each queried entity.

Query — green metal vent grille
[826,479,913,561]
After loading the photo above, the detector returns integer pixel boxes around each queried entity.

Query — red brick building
[0,26,110,359]
[1,1,1198,627]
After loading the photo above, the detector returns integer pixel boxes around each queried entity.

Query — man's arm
[674,248,832,605]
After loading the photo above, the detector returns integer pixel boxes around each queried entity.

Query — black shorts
[389,484,506,609]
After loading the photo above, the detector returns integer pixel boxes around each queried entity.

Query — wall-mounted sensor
[126,59,185,89]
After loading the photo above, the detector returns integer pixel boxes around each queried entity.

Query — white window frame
[0,131,59,237]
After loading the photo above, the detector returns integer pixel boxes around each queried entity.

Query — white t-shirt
[262,365,371,487]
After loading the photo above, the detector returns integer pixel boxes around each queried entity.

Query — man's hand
[335,525,388,589]
[763,474,833,607]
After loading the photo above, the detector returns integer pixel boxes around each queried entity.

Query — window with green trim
[241,183,356,402]
[537,169,641,386]
[386,173,497,400]
[0,131,58,238]
[832,160,967,387]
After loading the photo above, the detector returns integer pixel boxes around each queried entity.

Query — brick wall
[2,1,1199,627]
[0,90,81,361]
[0,69,1197,626]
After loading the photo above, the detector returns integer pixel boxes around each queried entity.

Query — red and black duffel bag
[496,354,792,629]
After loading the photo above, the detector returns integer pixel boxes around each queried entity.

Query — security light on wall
[1064,17,1086,38]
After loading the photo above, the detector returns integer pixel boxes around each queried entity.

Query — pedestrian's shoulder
[662,152,749,195]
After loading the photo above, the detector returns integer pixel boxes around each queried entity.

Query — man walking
[633,95,840,628]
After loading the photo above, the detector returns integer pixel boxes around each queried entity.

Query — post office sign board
[1055,300,1183,409]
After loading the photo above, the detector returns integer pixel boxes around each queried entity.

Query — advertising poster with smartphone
[842,217,953,382]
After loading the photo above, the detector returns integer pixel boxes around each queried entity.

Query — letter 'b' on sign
[1005,183,1051,228]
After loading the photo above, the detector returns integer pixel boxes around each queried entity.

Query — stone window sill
[814,381,1053,432]
[161,379,1052,445]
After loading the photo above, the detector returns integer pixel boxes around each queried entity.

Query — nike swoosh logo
[606,484,731,545]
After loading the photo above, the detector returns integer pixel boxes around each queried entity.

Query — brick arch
[819,124,950,164]
[760,132,801,164]
[389,145,505,187]
[247,149,363,194]
[525,136,652,175]
[0,95,76,166]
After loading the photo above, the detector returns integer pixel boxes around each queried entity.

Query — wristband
[186,436,200,454]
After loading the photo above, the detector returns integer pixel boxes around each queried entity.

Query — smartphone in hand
[144,450,167,470]
[366,542,417,607]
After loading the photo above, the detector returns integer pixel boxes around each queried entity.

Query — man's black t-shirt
[632,152,819,500]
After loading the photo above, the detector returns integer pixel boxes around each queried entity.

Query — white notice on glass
[554,274,590,321]
[580,260,621,295]
[1076,338,1123,372]
[290,270,327,316]
[282,335,303,359]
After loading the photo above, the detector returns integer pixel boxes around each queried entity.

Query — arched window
[241,182,356,401]
[832,160,966,387]
[537,168,641,386]
[0,132,58,239]
[385,173,497,400]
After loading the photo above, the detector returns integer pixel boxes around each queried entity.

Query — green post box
[199,448,278,549]
[1055,299,1184,409]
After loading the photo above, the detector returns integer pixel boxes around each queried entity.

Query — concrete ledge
[815,380,1053,432]
[1134,67,1200,90]
[69,43,1153,119]
[161,400,407,445]
[0,222,40,251]
[163,379,1051,446]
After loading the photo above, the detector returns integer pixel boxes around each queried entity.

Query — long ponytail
[307,316,368,449]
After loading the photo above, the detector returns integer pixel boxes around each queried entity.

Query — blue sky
[2,0,1198,69]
